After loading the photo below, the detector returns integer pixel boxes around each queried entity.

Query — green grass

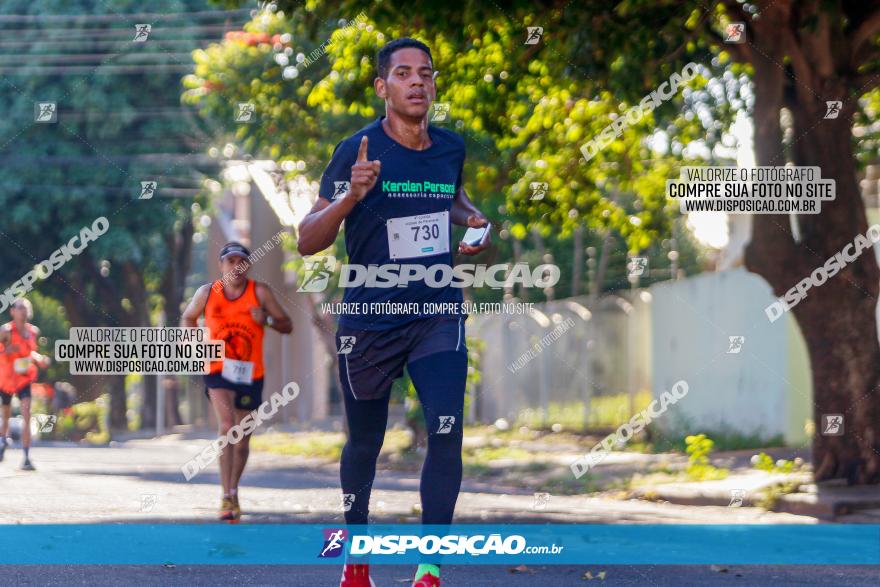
[251,430,412,461]
[587,391,653,429]
[462,463,495,477]
[540,472,606,495]
[650,431,786,453]
[755,480,802,510]
[515,392,653,431]
[463,445,534,464]
[251,431,345,460]
[464,424,540,442]
[752,452,806,474]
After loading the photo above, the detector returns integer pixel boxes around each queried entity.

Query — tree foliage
[0,0,217,422]
[190,1,717,296]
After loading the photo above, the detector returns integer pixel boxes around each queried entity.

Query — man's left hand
[458,213,491,255]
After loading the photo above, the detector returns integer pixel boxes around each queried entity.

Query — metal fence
[468,293,652,431]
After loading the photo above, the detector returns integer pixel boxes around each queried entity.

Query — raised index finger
[357,135,369,162]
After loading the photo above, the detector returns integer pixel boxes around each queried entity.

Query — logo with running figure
[727,336,745,354]
[725,22,745,43]
[437,416,455,434]
[728,489,745,507]
[530,182,548,201]
[627,257,648,277]
[525,26,543,45]
[340,493,355,512]
[33,414,56,433]
[821,414,844,436]
[35,102,57,123]
[533,492,550,510]
[140,181,157,200]
[133,24,152,42]
[235,103,255,123]
[298,255,336,293]
[337,336,356,355]
[824,101,842,119]
[319,528,348,558]
[332,181,350,199]
[140,494,158,512]
[431,102,450,122]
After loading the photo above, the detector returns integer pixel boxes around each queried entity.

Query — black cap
[219,242,251,260]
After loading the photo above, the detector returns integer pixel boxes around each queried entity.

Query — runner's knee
[217,419,235,436]
[344,432,384,462]
[426,424,463,458]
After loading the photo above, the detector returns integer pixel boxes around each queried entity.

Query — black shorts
[203,374,264,410]
[337,315,467,401]
[0,384,31,405]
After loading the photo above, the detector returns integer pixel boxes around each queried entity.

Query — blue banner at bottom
[0,524,877,565]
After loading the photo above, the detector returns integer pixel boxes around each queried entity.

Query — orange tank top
[204,280,265,380]
[0,322,39,392]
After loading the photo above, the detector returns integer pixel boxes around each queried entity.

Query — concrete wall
[469,294,651,427]
[650,267,811,445]
[470,303,593,425]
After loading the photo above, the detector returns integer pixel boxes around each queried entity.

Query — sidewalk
[0,436,815,525]
[621,453,880,521]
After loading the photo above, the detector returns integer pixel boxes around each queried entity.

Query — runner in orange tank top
[0,298,51,470]
[181,241,292,522]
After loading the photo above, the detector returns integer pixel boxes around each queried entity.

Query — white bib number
[13,357,31,375]
[222,359,254,385]
[386,211,450,260]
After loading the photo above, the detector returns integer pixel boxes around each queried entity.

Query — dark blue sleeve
[318,140,357,202]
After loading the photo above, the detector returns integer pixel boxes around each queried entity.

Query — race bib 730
[386,211,450,260]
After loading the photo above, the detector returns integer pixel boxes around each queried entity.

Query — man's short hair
[11,298,33,320]
[377,38,433,79]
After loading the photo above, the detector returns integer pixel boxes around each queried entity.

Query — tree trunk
[744,8,880,483]
[108,374,128,431]
[164,376,182,427]
[790,105,880,484]
[141,375,158,429]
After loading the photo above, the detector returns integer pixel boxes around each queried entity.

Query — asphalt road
[1,438,877,585]
[0,437,814,524]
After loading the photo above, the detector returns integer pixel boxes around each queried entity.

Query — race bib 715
[222,359,254,385]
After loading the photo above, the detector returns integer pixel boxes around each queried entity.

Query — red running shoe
[412,571,441,587]
[340,563,376,587]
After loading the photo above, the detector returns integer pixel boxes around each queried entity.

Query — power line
[0,25,241,37]
[0,39,215,48]
[0,53,197,63]
[0,65,195,74]
[0,9,251,23]
[17,108,209,118]
[1,185,203,195]
[0,154,220,165]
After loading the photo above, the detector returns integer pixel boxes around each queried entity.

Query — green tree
[205,0,880,485]
[0,0,223,429]
[236,0,880,485]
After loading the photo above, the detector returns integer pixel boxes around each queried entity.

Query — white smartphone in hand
[462,222,491,247]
